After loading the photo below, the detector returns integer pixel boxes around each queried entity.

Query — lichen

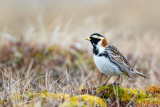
[59,101,88,107]
[68,95,107,107]
[10,90,107,107]
[96,84,160,106]
[1,85,160,106]
[146,85,160,94]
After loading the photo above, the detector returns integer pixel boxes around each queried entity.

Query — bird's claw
[111,82,121,86]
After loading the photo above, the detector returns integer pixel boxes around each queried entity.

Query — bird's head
[86,33,108,48]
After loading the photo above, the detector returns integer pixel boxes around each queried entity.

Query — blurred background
[0,0,160,89]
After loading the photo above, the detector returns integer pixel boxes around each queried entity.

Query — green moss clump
[2,85,160,106]
[59,102,88,107]
[96,84,160,106]
[68,95,107,107]
[12,90,107,107]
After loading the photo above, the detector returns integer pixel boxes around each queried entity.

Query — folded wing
[106,44,133,78]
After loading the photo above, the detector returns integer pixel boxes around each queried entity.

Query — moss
[97,84,160,105]
[146,85,160,93]
[34,47,53,61]
[69,95,107,107]
[2,85,160,106]
[59,101,88,107]
[9,90,107,107]
[39,91,107,107]
[137,98,160,106]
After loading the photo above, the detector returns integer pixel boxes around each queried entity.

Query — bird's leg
[97,76,112,88]
[112,75,120,85]
[102,76,112,86]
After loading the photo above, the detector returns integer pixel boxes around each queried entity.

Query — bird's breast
[93,55,122,76]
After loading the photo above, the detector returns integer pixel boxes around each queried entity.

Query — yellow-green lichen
[59,101,88,107]
[96,84,160,105]
[2,85,160,106]
[68,95,107,107]
[14,90,107,107]
[146,85,160,94]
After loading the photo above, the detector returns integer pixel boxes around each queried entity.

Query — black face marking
[90,37,101,55]
[89,33,105,46]
[90,37,101,46]
[89,33,105,55]
[93,47,99,55]
[91,33,104,38]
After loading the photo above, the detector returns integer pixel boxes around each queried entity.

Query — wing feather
[106,44,133,71]
[105,44,147,78]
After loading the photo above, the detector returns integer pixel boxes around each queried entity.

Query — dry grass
[0,0,160,106]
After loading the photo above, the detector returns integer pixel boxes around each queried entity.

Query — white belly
[93,55,123,76]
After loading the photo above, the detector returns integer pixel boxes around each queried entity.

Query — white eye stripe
[92,35,104,39]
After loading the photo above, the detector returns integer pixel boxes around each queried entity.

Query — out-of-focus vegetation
[0,42,159,106]
[0,0,160,106]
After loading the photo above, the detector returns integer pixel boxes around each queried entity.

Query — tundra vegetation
[0,0,160,106]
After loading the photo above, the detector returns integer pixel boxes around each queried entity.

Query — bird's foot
[111,82,120,86]
[97,83,108,89]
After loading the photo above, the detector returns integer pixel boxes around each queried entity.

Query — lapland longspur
[87,33,148,86]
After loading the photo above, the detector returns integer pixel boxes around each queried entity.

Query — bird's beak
[86,37,91,41]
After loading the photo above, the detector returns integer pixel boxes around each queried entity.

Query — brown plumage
[102,39,108,47]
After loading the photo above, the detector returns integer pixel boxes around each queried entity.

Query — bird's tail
[133,70,148,78]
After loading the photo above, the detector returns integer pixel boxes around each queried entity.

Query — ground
[0,43,160,106]
[0,0,160,106]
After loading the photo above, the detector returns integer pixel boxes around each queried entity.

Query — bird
[86,33,148,86]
